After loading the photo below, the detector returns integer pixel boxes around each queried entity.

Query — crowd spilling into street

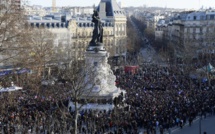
[0,64,215,134]
[114,64,215,133]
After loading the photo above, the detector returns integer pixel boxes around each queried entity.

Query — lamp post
[167,58,169,67]
[199,113,202,134]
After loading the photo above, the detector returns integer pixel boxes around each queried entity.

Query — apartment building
[168,10,215,47]
[27,0,127,61]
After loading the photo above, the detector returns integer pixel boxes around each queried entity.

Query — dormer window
[193,16,196,20]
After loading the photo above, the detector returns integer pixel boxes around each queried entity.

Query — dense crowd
[115,65,215,133]
[0,83,72,134]
[0,64,215,134]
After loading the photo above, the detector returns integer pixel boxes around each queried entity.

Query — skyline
[28,0,215,9]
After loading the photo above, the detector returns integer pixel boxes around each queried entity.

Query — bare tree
[0,0,28,65]
[198,26,215,87]
[41,59,99,134]
[126,17,142,53]
[0,1,40,87]
[203,25,215,63]
[28,28,55,76]
[6,27,55,91]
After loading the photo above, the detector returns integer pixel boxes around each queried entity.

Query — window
[200,28,202,34]
[78,42,81,48]
[202,27,207,33]
[184,28,187,33]
[187,28,190,33]
[193,16,196,20]
[190,28,193,33]
[193,28,196,33]
[73,42,76,48]
[196,28,200,33]
[73,33,76,37]
[210,15,214,20]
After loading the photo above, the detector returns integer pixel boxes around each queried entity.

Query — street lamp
[199,116,202,134]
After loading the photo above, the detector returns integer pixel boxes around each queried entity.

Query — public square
[1,0,215,134]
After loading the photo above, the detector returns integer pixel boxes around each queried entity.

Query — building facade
[70,0,127,60]
[133,8,215,59]
[27,0,127,61]
[157,10,215,58]
[24,5,47,16]
[168,11,215,47]
[134,10,165,32]
[28,16,72,62]
[68,7,94,16]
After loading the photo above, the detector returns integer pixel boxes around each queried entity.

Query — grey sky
[28,0,215,9]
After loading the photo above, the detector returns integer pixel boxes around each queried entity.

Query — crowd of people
[0,81,73,134]
[114,65,215,133]
[0,64,215,134]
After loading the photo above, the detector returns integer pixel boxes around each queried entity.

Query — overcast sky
[28,0,215,9]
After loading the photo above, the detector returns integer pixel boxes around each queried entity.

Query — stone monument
[85,9,123,98]
[69,9,125,111]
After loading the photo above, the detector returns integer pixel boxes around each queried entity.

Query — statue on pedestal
[90,10,103,46]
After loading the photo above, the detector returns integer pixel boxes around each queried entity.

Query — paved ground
[170,115,215,134]
[129,16,166,65]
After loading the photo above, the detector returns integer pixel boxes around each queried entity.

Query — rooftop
[98,0,126,17]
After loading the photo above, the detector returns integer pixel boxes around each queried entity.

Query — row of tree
[0,2,105,134]
[130,14,215,67]
[0,1,59,83]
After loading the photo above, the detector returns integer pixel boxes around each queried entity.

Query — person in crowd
[0,64,215,133]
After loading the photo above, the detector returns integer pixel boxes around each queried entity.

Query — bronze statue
[90,10,103,46]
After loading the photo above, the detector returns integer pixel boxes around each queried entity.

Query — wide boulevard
[171,115,215,134]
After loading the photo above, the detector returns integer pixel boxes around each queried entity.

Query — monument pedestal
[69,8,126,111]
[85,45,123,98]
[69,44,125,111]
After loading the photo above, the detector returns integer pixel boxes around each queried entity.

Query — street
[128,16,157,63]
[172,115,215,134]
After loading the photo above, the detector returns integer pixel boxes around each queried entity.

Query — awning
[0,68,30,76]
